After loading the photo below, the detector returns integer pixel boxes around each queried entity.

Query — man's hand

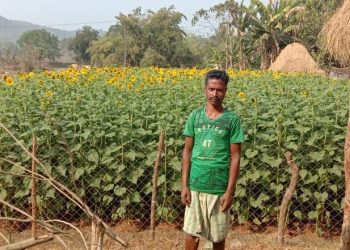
[181,187,191,206]
[220,191,233,212]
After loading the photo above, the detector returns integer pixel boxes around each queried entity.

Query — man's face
[204,78,227,107]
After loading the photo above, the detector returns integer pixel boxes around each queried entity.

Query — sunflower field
[0,67,349,234]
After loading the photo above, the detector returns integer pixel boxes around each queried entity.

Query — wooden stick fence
[31,135,38,238]
[0,122,128,250]
[150,130,165,239]
[341,112,350,250]
[277,151,299,245]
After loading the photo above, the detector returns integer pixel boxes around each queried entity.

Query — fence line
[0,124,345,233]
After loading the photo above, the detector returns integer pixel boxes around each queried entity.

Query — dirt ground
[0,222,340,250]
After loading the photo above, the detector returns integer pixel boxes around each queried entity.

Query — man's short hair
[204,70,230,86]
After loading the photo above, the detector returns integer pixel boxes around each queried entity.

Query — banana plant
[247,0,305,69]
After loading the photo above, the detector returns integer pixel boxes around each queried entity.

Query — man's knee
[186,233,200,242]
[185,234,200,250]
[213,239,225,250]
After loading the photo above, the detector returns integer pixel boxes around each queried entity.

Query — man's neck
[206,103,224,113]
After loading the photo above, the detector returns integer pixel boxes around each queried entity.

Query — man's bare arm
[181,136,193,206]
[220,143,241,212]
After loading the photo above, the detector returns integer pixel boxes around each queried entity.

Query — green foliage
[0,68,348,229]
[193,0,251,69]
[0,42,18,65]
[70,1,346,70]
[89,6,198,67]
[69,26,99,64]
[140,48,168,67]
[247,0,305,68]
[88,35,124,66]
[189,0,343,70]
[16,29,60,70]
[17,29,60,61]
[292,0,343,69]
[143,6,186,65]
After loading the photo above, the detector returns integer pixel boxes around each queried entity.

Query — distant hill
[0,15,107,65]
[0,15,76,44]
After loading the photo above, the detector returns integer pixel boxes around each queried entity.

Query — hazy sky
[0,0,268,34]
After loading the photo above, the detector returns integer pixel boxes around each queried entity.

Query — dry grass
[268,42,325,75]
[321,0,350,65]
[0,222,341,250]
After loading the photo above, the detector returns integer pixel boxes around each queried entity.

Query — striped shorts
[183,191,230,242]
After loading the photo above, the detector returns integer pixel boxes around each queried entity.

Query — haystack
[321,0,350,65]
[269,42,325,75]
[324,2,350,249]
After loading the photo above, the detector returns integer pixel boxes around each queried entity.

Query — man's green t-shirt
[183,107,244,196]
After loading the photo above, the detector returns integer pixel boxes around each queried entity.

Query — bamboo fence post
[31,135,38,238]
[150,130,165,240]
[341,113,350,250]
[277,151,299,245]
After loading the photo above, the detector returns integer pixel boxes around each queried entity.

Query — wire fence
[0,116,345,248]
[1,69,348,248]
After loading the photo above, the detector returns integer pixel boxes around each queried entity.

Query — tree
[193,4,234,69]
[0,42,18,66]
[222,0,251,70]
[171,40,202,67]
[192,0,251,69]
[140,48,168,67]
[89,6,195,67]
[248,0,305,69]
[117,6,187,67]
[190,0,341,70]
[116,8,147,66]
[88,23,133,66]
[69,26,99,64]
[298,0,342,49]
[296,0,343,68]
[59,37,76,64]
[17,29,60,71]
[144,6,187,66]
[88,35,123,66]
[178,34,206,67]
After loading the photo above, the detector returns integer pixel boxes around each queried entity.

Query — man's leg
[185,234,200,250]
[213,239,225,250]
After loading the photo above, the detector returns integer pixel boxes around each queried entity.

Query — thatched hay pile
[321,0,350,65]
[269,42,325,75]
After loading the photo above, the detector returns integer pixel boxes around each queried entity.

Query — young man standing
[181,69,244,250]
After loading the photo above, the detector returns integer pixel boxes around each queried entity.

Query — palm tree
[248,0,304,69]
